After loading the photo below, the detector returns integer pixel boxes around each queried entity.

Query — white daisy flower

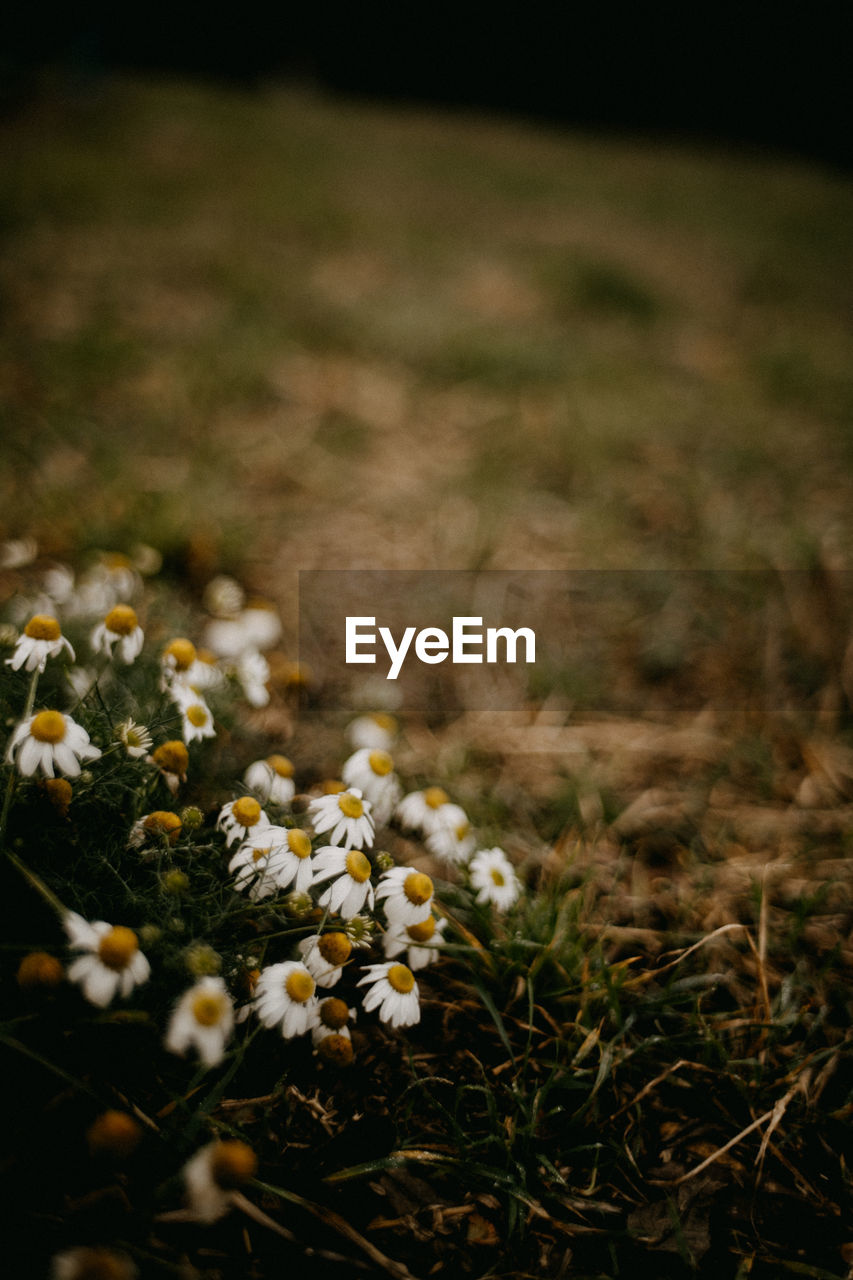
[308,787,375,849]
[182,1139,257,1223]
[383,913,448,971]
[217,796,272,847]
[165,976,235,1067]
[0,536,38,570]
[311,846,376,919]
[160,638,219,694]
[41,563,76,605]
[298,931,353,987]
[6,614,75,673]
[234,647,270,707]
[203,574,245,617]
[115,717,153,759]
[375,865,435,927]
[469,847,522,911]
[229,825,314,900]
[6,709,101,778]
[128,809,182,849]
[64,912,150,1007]
[357,961,420,1028]
[90,603,144,663]
[395,786,466,837]
[425,816,476,866]
[239,601,282,650]
[346,712,398,753]
[178,695,216,744]
[244,754,296,805]
[254,961,318,1038]
[311,997,355,1064]
[341,748,403,826]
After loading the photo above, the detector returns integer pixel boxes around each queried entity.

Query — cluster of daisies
[1,548,524,1261]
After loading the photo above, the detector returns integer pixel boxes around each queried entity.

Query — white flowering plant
[0,548,543,1277]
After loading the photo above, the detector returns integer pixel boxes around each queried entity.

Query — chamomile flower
[347,712,398,753]
[90,604,144,663]
[6,710,101,778]
[182,1139,257,1223]
[179,696,216,744]
[115,717,153,759]
[244,754,296,805]
[204,574,245,617]
[358,961,420,1028]
[395,786,465,838]
[6,614,75,673]
[160,637,217,694]
[311,997,355,1063]
[341,748,403,826]
[254,961,318,1038]
[469,846,521,911]
[149,738,189,791]
[128,810,182,849]
[298,931,353,987]
[217,796,272,847]
[234,647,270,707]
[64,913,150,1008]
[425,816,476,866]
[375,865,435,927]
[383,913,448,970]
[308,787,375,849]
[229,826,314,900]
[165,976,235,1067]
[311,846,376,918]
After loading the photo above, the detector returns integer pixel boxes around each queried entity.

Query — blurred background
[2,4,852,652]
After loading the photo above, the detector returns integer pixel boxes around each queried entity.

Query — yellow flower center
[152,740,189,774]
[387,964,415,994]
[317,1033,354,1066]
[251,847,270,863]
[191,991,227,1026]
[163,638,196,670]
[321,778,345,794]
[319,996,350,1029]
[287,828,312,858]
[268,754,294,778]
[403,871,433,905]
[30,710,66,744]
[406,916,436,943]
[104,551,131,570]
[368,750,393,776]
[86,1109,143,1158]
[24,614,61,641]
[97,926,139,971]
[210,1140,258,1189]
[455,822,470,841]
[371,713,396,731]
[285,969,315,1003]
[143,811,182,841]
[44,776,73,815]
[186,704,209,728]
[318,932,352,966]
[232,797,262,827]
[104,604,138,635]
[490,868,506,886]
[17,950,64,987]
[424,787,449,809]
[345,850,371,883]
[338,792,364,819]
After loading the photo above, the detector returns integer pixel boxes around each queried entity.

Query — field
[2,76,853,1278]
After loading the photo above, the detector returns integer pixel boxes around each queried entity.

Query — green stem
[0,667,41,848]
[4,846,68,918]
